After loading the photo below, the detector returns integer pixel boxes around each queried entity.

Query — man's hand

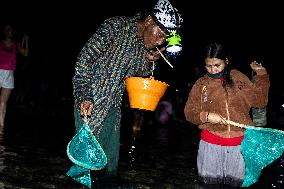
[80,101,93,122]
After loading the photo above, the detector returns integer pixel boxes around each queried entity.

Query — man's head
[151,0,183,56]
[152,0,183,33]
[140,0,183,56]
[142,15,168,50]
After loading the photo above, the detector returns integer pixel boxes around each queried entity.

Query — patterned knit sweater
[72,14,151,135]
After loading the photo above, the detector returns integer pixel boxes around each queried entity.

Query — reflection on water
[0,106,78,189]
[0,105,201,189]
[0,105,283,188]
[0,126,6,174]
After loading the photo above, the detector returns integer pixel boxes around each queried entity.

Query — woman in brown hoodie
[184,42,270,188]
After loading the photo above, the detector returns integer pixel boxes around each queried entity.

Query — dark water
[0,103,283,189]
[0,103,200,189]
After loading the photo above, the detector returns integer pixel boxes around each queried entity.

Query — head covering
[152,0,183,33]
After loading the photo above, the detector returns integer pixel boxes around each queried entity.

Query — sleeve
[184,81,203,125]
[250,74,270,107]
[72,17,122,108]
[235,70,270,108]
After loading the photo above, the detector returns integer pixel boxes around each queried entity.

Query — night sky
[1,0,283,106]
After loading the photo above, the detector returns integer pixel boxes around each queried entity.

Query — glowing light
[165,31,182,57]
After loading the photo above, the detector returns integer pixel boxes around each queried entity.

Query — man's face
[143,16,168,50]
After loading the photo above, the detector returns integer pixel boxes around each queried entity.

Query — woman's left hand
[250,61,267,75]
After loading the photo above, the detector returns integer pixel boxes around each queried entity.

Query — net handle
[224,119,284,134]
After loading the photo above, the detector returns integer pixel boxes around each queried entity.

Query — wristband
[206,112,209,122]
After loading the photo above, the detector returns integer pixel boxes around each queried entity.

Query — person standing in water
[68,0,183,188]
[0,24,29,127]
[184,42,269,188]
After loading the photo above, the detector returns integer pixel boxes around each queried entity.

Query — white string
[156,47,173,68]
[224,119,284,134]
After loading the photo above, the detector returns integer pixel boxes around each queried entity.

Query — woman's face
[143,16,167,50]
[3,25,14,38]
[205,58,226,74]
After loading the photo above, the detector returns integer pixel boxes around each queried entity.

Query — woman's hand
[80,101,93,122]
[22,33,29,45]
[207,112,227,124]
[250,61,267,75]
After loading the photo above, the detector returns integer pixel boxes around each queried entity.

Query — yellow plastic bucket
[125,77,169,111]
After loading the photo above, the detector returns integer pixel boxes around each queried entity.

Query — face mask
[207,69,226,79]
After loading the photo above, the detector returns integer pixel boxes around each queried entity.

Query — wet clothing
[70,14,151,185]
[197,140,245,187]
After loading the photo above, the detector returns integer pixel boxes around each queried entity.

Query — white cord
[156,47,173,68]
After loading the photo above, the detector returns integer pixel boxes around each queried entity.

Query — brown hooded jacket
[184,69,270,138]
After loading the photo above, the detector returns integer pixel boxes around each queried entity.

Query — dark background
[0,2,283,188]
[1,0,283,116]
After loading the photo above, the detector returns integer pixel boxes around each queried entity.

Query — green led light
[166,31,182,47]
